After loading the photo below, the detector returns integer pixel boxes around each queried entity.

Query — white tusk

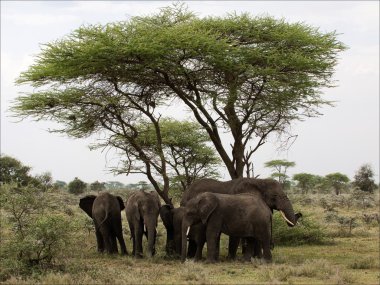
[186,226,190,236]
[280,211,295,226]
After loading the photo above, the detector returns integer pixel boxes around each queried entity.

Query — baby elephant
[181,192,272,263]
[79,192,128,255]
[125,190,161,258]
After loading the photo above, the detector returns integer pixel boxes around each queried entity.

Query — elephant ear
[160,205,174,231]
[79,195,97,218]
[198,194,218,225]
[116,196,125,211]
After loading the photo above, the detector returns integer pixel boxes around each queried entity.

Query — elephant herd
[79,178,302,263]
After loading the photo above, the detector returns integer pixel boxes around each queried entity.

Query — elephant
[79,192,127,255]
[159,205,206,259]
[125,190,161,258]
[181,192,273,263]
[180,178,302,259]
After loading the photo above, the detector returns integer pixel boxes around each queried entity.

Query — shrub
[0,183,76,279]
[272,213,327,246]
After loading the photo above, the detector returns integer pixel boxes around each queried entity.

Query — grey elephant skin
[125,190,161,258]
[160,205,205,259]
[181,192,273,263]
[180,178,302,259]
[79,192,127,255]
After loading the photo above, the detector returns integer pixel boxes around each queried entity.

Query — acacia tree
[134,118,221,192]
[265,159,295,185]
[293,173,322,194]
[353,164,377,193]
[13,4,346,201]
[325,172,350,195]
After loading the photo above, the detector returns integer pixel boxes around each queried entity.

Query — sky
[1,1,379,184]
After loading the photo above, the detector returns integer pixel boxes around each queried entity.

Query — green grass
[1,191,379,284]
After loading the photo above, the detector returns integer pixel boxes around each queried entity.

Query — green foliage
[67,177,87,195]
[89,180,105,192]
[353,164,377,193]
[0,183,76,279]
[134,118,221,191]
[293,173,324,194]
[12,3,346,182]
[105,181,125,190]
[265,159,295,185]
[0,155,40,186]
[273,212,326,246]
[325,172,349,195]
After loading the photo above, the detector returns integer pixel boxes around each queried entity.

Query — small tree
[325,173,350,195]
[34,172,54,192]
[90,181,106,192]
[265,159,295,186]
[67,177,87,195]
[0,155,39,186]
[353,164,377,193]
[54,180,67,190]
[293,173,320,194]
[105,181,125,190]
[0,183,73,270]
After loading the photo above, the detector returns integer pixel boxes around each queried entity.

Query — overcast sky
[1,1,379,184]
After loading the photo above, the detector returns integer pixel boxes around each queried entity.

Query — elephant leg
[253,238,262,259]
[215,232,221,261]
[262,239,272,262]
[243,237,254,262]
[227,236,240,260]
[134,221,144,258]
[115,221,127,255]
[205,226,220,263]
[194,235,206,261]
[187,239,197,258]
[100,226,113,254]
[95,226,105,253]
[110,233,118,254]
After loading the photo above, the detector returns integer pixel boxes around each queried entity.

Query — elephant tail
[98,211,109,227]
[270,215,274,250]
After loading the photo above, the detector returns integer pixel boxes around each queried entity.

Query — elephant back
[180,178,240,206]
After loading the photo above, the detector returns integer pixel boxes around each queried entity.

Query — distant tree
[105,181,125,190]
[293,173,321,194]
[54,180,67,190]
[90,181,106,192]
[325,173,350,195]
[68,177,87,195]
[137,181,150,191]
[129,119,221,192]
[353,164,377,193]
[0,155,39,186]
[34,172,54,191]
[265,159,295,186]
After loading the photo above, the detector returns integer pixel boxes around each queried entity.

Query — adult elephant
[160,205,205,260]
[181,192,273,263]
[180,178,302,259]
[79,192,127,255]
[125,190,161,258]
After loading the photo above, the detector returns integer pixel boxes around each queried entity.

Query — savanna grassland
[1,187,379,285]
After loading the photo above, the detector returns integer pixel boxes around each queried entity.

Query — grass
[1,191,379,284]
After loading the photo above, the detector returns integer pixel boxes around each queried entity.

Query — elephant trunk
[145,219,157,258]
[277,197,299,227]
[181,219,190,262]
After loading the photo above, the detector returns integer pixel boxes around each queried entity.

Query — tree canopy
[13,4,346,202]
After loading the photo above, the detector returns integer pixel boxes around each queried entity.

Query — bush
[6,214,73,267]
[272,212,327,246]
[0,183,76,280]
